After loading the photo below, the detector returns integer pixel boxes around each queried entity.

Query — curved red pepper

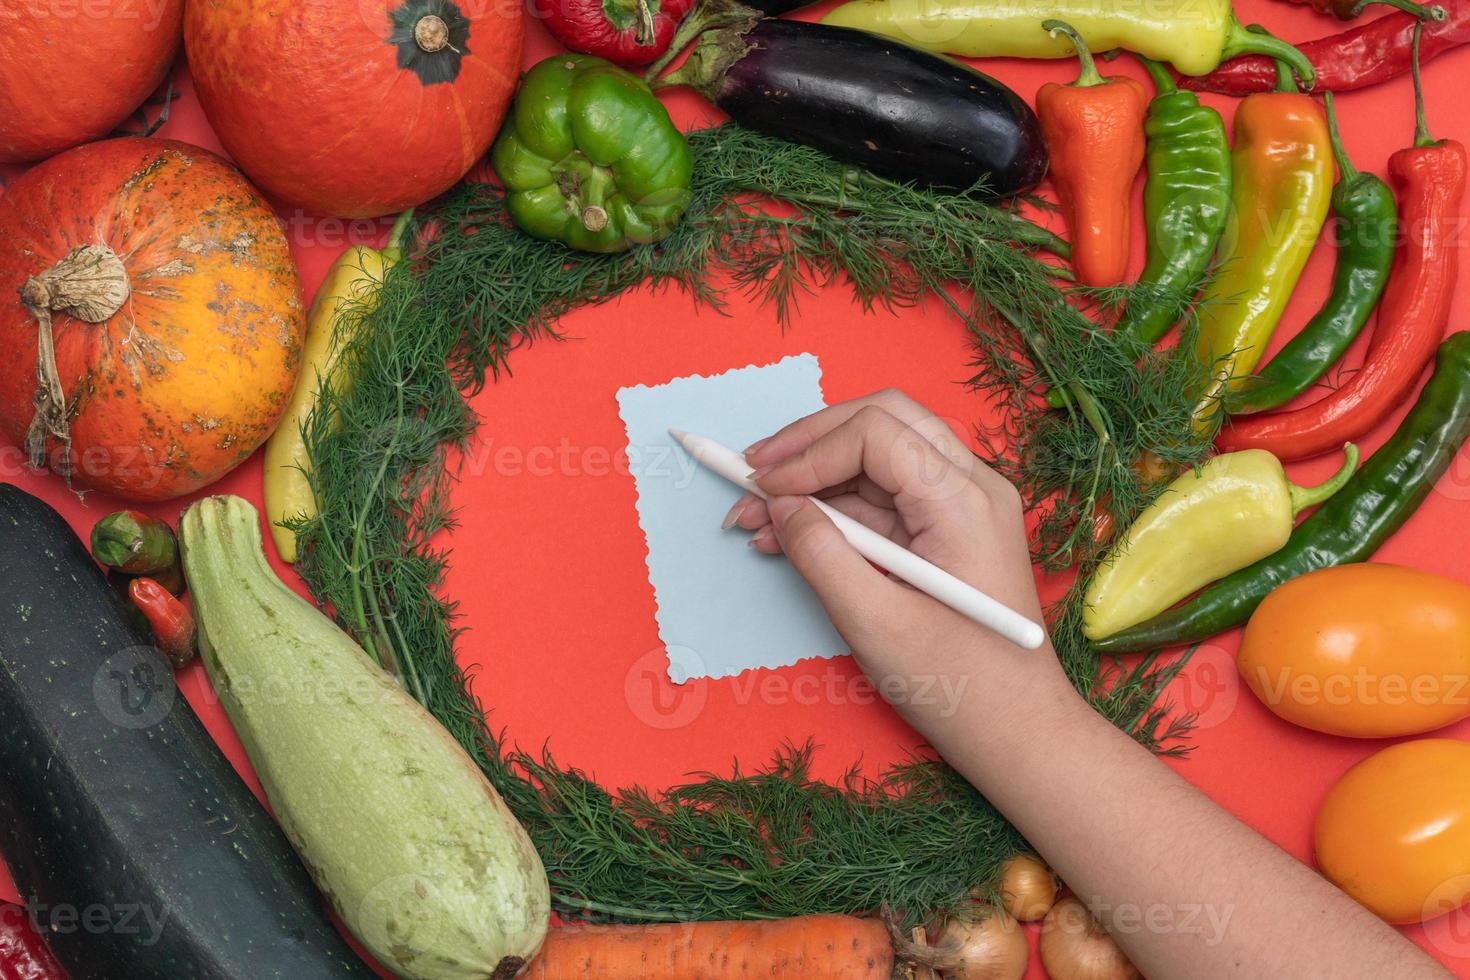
[534,0,696,67]
[1186,0,1470,94]
[1219,37,1467,460]
[1281,0,1443,20]
[128,576,198,669]
[0,901,66,980]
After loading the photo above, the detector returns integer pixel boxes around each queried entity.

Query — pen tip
[668,427,688,443]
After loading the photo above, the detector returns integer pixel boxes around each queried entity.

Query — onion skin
[997,854,1058,922]
[934,913,1028,980]
[1040,897,1141,980]
[890,906,1027,980]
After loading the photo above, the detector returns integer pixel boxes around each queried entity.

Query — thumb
[767,495,918,647]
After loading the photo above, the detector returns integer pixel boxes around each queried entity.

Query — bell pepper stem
[1410,20,1437,148]
[1353,0,1447,19]
[1133,54,1177,96]
[1322,93,1359,183]
[382,208,415,264]
[1224,19,1316,90]
[1287,443,1359,514]
[1043,20,1104,87]
[633,0,657,45]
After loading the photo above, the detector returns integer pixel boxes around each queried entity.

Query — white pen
[669,428,1047,651]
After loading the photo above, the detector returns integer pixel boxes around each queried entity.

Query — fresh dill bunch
[290,122,1209,929]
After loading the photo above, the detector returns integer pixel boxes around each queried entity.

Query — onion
[890,905,1027,980]
[996,854,1058,921]
[1039,896,1141,980]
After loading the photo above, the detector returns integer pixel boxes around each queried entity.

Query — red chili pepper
[534,0,696,67]
[0,901,66,980]
[1185,0,1469,94]
[1218,27,1467,460]
[1281,0,1442,21]
[128,576,198,669]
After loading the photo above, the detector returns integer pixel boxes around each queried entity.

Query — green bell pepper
[492,55,693,253]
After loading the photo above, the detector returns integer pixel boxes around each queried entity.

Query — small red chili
[0,900,66,980]
[128,576,199,669]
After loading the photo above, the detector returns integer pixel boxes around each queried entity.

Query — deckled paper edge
[615,354,849,683]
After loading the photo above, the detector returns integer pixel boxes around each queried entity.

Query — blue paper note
[617,355,847,683]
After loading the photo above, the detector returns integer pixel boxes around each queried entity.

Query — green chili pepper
[492,54,693,253]
[1093,331,1470,654]
[1115,56,1231,347]
[1228,92,1397,415]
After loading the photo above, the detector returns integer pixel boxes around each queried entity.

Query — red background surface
[4,0,1470,975]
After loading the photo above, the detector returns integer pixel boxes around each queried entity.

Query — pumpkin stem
[414,14,455,53]
[21,244,130,489]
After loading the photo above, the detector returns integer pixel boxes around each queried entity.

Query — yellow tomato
[1315,739,1470,924]
[1238,564,1470,737]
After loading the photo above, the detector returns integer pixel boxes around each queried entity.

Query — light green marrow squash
[179,496,550,980]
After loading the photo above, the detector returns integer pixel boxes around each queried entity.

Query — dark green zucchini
[0,484,373,979]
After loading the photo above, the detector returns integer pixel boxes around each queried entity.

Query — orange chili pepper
[1036,20,1148,287]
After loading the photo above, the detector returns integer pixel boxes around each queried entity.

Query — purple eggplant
[656,17,1048,197]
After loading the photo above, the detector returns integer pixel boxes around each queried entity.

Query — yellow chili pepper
[1192,71,1332,425]
[819,0,1317,80]
[262,210,412,563]
[1083,444,1358,641]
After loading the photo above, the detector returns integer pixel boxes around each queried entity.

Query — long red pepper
[1282,0,1444,21]
[0,901,66,980]
[1186,0,1470,94]
[1218,25,1467,460]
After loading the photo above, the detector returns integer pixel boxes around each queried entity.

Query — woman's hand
[726,389,1071,733]
[731,392,1450,980]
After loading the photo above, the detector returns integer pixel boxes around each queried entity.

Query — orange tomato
[1237,564,1470,737]
[1315,739,1470,925]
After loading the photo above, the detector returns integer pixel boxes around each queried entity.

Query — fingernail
[748,464,774,482]
[743,436,771,456]
[768,496,803,528]
[748,526,773,549]
[721,496,750,530]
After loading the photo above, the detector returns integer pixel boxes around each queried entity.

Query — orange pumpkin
[0,0,183,163]
[0,138,303,501]
[185,0,523,218]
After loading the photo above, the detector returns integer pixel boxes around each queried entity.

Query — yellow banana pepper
[1190,82,1332,425]
[262,210,412,563]
[1083,445,1358,641]
[819,0,1316,80]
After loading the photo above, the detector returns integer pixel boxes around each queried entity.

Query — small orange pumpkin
[185,0,523,218]
[0,138,303,501]
[0,0,183,163]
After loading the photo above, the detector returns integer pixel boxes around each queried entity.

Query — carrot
[523,913,894,979]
